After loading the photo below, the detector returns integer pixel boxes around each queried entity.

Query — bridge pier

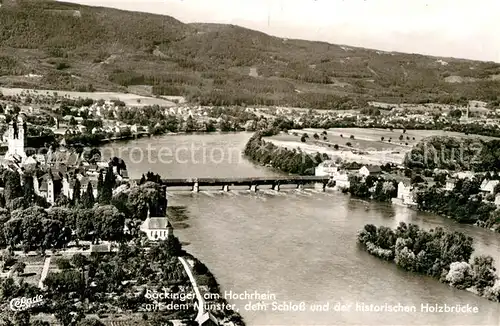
[250,184,258,192]
[315,182,326,192]
[223,185,230,192]
[192,182,199,193]
[272,183,280,191]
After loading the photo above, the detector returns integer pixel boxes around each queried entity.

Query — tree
[100,167,115,204]
[471,255,497,294]
[399,134,404,141]
[22,176,35,203]
[4,171,22,203]
[32,321,50,326]
[381,136,384,141]
[139,174,146,185]
[69,117,77,126]
[71,253,87,271]
[77,319,104,326]
[94,205,125,242]
[313,133,319,140]
[445,262,474,289]
[82,183,95,208]
[12,311,30,326]
[333,144,339,150]
[411,175,425,184]
[349,135,355,139]
[12,262,25,276]
[55,258,72,270]
[450,109,462,119]
[96,171,104,198]
[73,179,81,203]
[346,142,352,147]
[300,135,306,142]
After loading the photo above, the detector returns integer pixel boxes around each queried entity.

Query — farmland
[0,87,177,107]
[266,128,497,165]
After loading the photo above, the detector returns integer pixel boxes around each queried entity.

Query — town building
[452,171,475,180]
[358,165,382,177]
[480,179,499,194]
[140,208,174,241]
[333,171,350,189]
[196,311,219,326]
[495,194,500,207]
[445,178,457,191]
[395,181,417,206]
[4,115,27,163]
[315,160,339,177]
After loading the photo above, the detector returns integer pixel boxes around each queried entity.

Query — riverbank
[243,131,331,175]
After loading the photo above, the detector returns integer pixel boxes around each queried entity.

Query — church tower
[5,115,27,162]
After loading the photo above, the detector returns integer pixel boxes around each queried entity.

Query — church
[4,114,27,163]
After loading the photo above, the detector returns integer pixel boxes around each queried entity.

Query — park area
[266,128,496,166]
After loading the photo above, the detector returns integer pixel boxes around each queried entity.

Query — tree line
[244,132,330,175]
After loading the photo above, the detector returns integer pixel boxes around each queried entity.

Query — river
[101,133,500,325]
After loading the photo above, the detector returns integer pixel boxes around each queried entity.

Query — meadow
[0,87,177,107]
[266,128,496,165]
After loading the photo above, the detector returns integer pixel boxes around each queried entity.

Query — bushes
[358,222,500,301]
[244,132,329,175]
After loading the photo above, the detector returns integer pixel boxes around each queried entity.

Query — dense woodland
[404,136,500,171]
[358,223,500,302]
[0,1,500,109]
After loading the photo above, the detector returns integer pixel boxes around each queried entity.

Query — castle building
[5,115,27,163]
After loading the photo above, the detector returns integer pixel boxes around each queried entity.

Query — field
[0,87,177,107]
[267,128,497,165]
[1,0,500,109]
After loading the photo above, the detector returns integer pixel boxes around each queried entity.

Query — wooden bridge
[133,176,331,192]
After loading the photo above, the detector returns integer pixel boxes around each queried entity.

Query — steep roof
[39,181,48,191]
[143,217,172,230]
[365,165,382,173]
[197,311,219,325]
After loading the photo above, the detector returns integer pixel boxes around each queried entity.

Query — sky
[59,0,499,62]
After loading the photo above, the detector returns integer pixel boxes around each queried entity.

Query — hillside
[1,0,500,109]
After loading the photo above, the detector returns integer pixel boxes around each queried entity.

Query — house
[358,165,382,177]
[333,171,350,189]
[62,176,77,200]
[315,160,339,177]
[196,311,218,326]
[480,179,499,194]
[79,177,99,198]
[36,172,63,204]
[396,181,417,206]
[495,194,500,207]
[452,171,475,180]
[445,178,457,191]
[140,208,173,241]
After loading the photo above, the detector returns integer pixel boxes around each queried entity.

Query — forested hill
[1,0,500,109]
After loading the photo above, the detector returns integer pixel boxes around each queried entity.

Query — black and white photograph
[0,0,499,325]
